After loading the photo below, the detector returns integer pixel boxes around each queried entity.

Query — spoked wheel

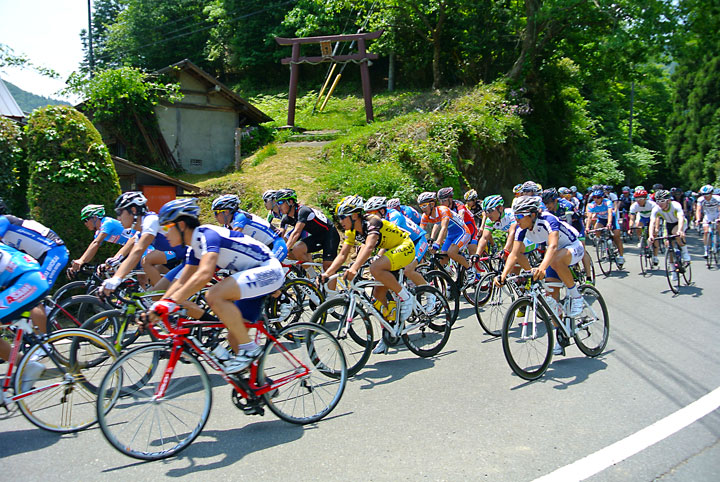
[501,298,553,381]
[97,342,211,460]
[639,239,650,275]
[574,285,610,356]
[47,295,111,333]
[472,271,495,308]
[424,270,459,325]
[15,329,117,433]
[260,322,347,424]
[475,273,515,337]
[665,250,680,294]
[308,296,373,377]
[594,239,612,276]
[80,309,144,353]
[266,278,325,331]
[681,259,692,286]
[402,285,451,357]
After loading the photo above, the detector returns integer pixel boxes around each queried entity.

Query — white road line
[533,386,720,482]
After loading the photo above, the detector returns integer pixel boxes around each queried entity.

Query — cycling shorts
[413,238,429,263]
[467,222,479,245]
[441,228,471,252]
[702,213,719,226]
[382,237,416,271]
[271,238,288,262]
[544,241,585,279]
[299,229,340,262]
[37,245,69,288]
[0,270,50,323]
[639,216,651,227]
[597,215,620,231]
[229,258,284,299]
[163,262,186,283]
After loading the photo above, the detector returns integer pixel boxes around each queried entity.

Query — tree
[0,117,28,216]
[79,0,125,73]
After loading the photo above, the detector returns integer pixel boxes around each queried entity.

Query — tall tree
[79,0,125,73]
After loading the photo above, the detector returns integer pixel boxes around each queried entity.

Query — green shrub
[0,117,29,216]
[251,143,278,166]
[25,105,122,257]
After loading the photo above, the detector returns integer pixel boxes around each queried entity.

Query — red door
[142,185,176,213]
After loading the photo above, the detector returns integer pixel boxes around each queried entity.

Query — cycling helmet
[481,195,504,212]
[604,185,613,191]
[521,181,541,195]
[158,198,200,225]
[512,196,542,215]
[512,184,523,195]
[570,186,578,193]
[437,187,454,200]
[262,190,278,202]
[274,189,297,202]
[115,191,148,214]
[622,186,631,193]
[417,191,437,205]
[0,198,7,215]
[635,185,645,193]
[541,188,558,203]
[591,189,605,198]
[670,187,681,195]
[714,188,720,195]
[387,198,401,209]
[364,196,387,212]
[335,195,365,217]
[700,184,713,195]
[558,187,571,195]
[212,194,240,212]
[654,189,671,201]
[634,189,648,198]
[80,204,105,221]
[652,183,664,191]
[464,189,478,202]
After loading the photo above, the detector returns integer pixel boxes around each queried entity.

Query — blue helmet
[699,184,713,195]
[158,198,200,225]
[592,189,604,198]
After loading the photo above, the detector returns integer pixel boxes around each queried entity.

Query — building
[153,59,273,174]
[0,77,25,123]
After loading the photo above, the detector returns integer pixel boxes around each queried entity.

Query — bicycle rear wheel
[639,239,649,275]
[573,285,609,356]
[681,259,692,285]
[260,323,347,424]
[595,239,611,276]
[97,342,212,460]
[501,298,553,380]
[14,329,117,433]
[475,274,515,337]
[266,278,324,331]
[308,296,373,377]
[424,270,459,325]
[47,295,110,333]
[402,285,451,357]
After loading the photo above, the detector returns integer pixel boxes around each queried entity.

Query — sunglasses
[213,209,229,216]
[514,213,526,220]
[161,222,176,234]
[276,200,286,205]
[419,202,432,209]
[593,196,604,199]
[336,214,349,221]
[484,207,497,214]
[114,208,125,216]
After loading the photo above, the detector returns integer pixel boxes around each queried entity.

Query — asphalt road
[1,233,719,481]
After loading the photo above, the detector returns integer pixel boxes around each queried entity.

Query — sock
[238,342,259,353]
[397,286,411,302]
[568,284,580,298]
[681,245,689,255]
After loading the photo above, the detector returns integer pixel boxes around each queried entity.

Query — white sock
[567,284,580,298]
[397,286,411,302]
[238,342,259,353]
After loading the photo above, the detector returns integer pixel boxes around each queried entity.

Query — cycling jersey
[134,213,187,261]
[0,243,50,323]
[186,225,273,271]
[618,195,633,212]
[420,205,467,233]
[281,205,332,238]
[344,216,410,250]
[515,212,579,249]
[651,201,684,224]
[630,200,658,219]
[96,217,133,245]
[230,210,287,261]
[451,200,478,232]
[586,199,614,219]
[386,210,425,243]
[551,198,575,224]
[484,208,516,233]
[697,195,720,219]
[399,205,421,225]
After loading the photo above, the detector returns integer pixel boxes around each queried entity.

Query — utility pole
[629,81,635,146]
[88,0,94,77]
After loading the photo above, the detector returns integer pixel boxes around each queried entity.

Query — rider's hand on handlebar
[343,268,357,282]
[531,267,546,281]
[493,275,506,287]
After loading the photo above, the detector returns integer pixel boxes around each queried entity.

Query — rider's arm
[350,234,378,272]
[75,231,108,267]
[504,224,517,253]
[435,218,449,249]
[162,264,198,301]
[538,231,559,273]
[163,253,217,303]
[113,232,155,281]
[323,242,353,277]
[500,238,526,282]
[286,221,306,251]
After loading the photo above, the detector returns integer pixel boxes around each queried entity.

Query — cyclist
[101,192,186,294]
[364,196,429,290]
[147,198,284,373]
[68,204,133,275]
[649,190,691,280]
[512,184,523,198]
[417,191,474,276]
[463,189,484,226]
[543,189,593,280]
[695,184,720,259]
[262,190,281,224]
[476,194,515,258]
[585,188,625,267]
[321,195,416,354]
[618,187,634,233]
[629,189,659,264]
[387,198,421,225]
[212,194,288,262]
[438,187,479,256]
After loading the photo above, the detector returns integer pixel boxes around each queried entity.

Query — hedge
[0,116,29,216]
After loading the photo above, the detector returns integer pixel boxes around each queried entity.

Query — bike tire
[47,295,111,333]
[475,273,515,337]
[402,285,451,357]
[52,280,91,303]
[573,285,610,357]
[639,238,648,275]
[424,270,459,325]
[501,297,553,381]
[15,329,118,433]
[266,277,325,332]
[682,259,692,286]
[665,250,679,294]
[260,322,347,424]
[97,342,212,460]
[308,296,373,377]
[594,241,610,276]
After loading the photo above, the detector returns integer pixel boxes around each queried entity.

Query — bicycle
[308,267,451,376]
[704,219,719,269]
[475,269,529,337]
[96,310,347,460]
[1,313,117,432]
[655,234,692,294]
[500,273,609,380]
[417,253,460,324]
[588,227,621,275]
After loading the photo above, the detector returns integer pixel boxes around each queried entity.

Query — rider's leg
[447,244,471,269]
[141,250,169,286]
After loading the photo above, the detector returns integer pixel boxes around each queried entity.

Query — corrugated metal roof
[0,77,25,119]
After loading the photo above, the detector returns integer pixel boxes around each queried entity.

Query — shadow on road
[0,426,64,457]
[510,350,613,391]
[356,351,455,390]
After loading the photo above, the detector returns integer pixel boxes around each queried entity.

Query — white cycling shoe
[372,339,388,355]
[21,361,45,393]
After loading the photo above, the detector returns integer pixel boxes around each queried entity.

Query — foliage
[250,143,278,166]
[3,80,69,112]
[0,44,58,78]
[25,106,122,257]
[0,117,28,216]
[239,125,275,155]
[79,0,125,73]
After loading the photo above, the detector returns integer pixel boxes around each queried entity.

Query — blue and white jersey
[97,217,133,245]
[586,199,614,219]
[386,209,425,243]
[230,210,282,247]
[186,225,273,272]
[399,205,422,225]
[0,243,41,289]
[697,194,720,218]
[0,215,64,260]
[134,213,186,259]
[515,212,579,249]
[486,208,516,232]
[552,198,575,224]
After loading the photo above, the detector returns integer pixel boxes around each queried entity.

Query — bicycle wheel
[402,285,452,357]
[639,239,649,275]
[501,298,553,380]
[260,323,347,424]
[266,278,324,331]
[594,240,611,276]
[664,250,679,294]
[681,259,692,286]
[52,280,90,303]
[14,329,118,433]
[97,342,212,460]
[308,296,373,377]
[424,270,459,325]
[573,285,610,357]
[475,274,515,337]
[47,295,110,333]
[473,271,495,307]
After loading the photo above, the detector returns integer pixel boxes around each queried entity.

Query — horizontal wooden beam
[276,30,383,45]
[159,100,238,113]
[281,53,379,65]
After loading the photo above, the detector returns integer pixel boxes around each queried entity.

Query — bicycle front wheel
[595,239,612,276]
[574,285,610,357]
[475,274,515,337]
[681,259,692,286]
[96,342,212,460]
[665,251,679,294]
[14,329,117,433]
[47,295,110,333]
[501,298,553,380]
[402,285,451,357]
[424,270,459,325]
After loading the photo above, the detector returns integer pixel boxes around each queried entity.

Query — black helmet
[652,183,664,191]
[541,188,558,203]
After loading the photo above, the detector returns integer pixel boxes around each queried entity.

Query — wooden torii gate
[275,31,383,127]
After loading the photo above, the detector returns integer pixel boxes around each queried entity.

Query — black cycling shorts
[300,229,340,261]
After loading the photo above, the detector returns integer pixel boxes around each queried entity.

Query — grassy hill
[2,79,69,113]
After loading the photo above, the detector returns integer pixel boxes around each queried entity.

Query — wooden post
[287,42,301,127]
[357,38,374,123]
[388,51,395,92]
[320,74,342,112]
[234,128,242,170]
[314,63,337,112]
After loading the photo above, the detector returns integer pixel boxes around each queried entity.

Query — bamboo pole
[320,73,342,112]
[313,63,337,112]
